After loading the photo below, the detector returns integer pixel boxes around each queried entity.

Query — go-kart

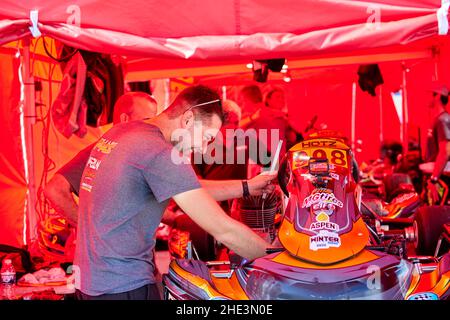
[163,137,450,300]
[358,163,421,254]
[359,153,450,257]
[358,150,421,219]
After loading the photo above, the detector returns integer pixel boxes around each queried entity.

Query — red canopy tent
[0,0,448,59]
[0,0,448,247]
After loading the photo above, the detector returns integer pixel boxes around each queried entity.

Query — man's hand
[200,173,277,201]
[252,108,262,121]
[44,174,79,226]
[247,173,277,196]
[427,179,440,204]
[239,108,262,128]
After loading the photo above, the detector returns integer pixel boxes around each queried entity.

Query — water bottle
[1,259,16,285]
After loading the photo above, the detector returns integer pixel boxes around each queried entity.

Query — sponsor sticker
[301,140,337,148]
[293,151,309,168]
[305,188,342,250]
[81,182,93,192]
[302,189,343,209]
[330,172,340,180]
[87,156,101,170]
[310,221,339,232]
[94,138,118,154]
[309,230,341,251]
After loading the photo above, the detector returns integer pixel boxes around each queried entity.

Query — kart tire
[413,206,450,256]
[173,215,216,261]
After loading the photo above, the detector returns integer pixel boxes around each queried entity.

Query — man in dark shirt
[74,85,275,300]
[425,84,450,204]
[44,92,158,226]
[194,100,247,183]
[239,85,286,155]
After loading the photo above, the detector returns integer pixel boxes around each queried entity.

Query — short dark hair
[380,141,403,165]
[166,85,224,123]
[265,87,284,106]
[240,85,263,103]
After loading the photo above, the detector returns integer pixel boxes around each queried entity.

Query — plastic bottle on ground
[1,259,16,285]
[1,259,16,300]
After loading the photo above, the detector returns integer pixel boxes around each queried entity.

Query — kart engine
[237,192,282,243]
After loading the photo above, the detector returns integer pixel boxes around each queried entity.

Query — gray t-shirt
[57,143,95,196]
[426,111,450,162]
[74,121,201,296]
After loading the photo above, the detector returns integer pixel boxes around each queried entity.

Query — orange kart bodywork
[164,138,450,300]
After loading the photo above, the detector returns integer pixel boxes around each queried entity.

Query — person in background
[74,85,275,300]
[238,85,265,127]
[425,83,450,205]
[265,87,287,114]
[191,99,247,213]
[380,141,403,173]
[222,99,242,128]
[238,86,286,171]
[194,99,246,182]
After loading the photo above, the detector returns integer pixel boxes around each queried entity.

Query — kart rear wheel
[413,206,450,256]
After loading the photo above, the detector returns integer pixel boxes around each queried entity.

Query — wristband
[242,180,250,197]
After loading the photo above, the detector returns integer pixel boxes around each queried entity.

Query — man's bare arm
[43,174,78,226]
[198,180,242,201]
[173,188,270,260]
[199,173,276,201]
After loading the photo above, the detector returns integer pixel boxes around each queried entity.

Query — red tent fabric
[0,1,449,246]
[0,53,27,247]
[0,0,447,59]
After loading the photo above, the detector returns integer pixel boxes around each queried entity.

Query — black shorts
[75,283,161,300]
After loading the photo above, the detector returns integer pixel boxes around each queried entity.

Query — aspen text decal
[304,189,342,251]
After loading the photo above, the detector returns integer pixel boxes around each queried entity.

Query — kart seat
[361,198,388,218]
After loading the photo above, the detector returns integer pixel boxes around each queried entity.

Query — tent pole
[164,79,170,109]
[351,82,356,153]
[434,60,439,81]
[222,86,227,100]
[379,86,383,144]
[20,38,38,245]
[402,63,409,154]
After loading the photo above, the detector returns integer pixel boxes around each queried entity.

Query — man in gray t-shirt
[44,92,158,226]
[75,121,200,297]
[74,85,275,300]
